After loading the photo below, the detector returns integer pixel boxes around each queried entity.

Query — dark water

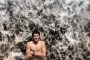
[0,0,90,60]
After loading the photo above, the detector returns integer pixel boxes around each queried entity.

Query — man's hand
[30,51,33,55]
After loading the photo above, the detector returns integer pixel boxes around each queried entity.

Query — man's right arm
[26,42,33,58]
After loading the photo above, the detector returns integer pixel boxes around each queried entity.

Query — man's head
[32,29,40,42]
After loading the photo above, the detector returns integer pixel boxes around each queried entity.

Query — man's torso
[30,41,42,52]
[29,41,44,60]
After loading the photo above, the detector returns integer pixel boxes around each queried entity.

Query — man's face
[33,33,40,41]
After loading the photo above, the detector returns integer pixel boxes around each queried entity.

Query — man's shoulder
[40,40,45,44]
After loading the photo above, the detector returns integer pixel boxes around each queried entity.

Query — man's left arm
[34,41,46,58]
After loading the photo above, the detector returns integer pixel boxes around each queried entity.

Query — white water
[0,0,90,60]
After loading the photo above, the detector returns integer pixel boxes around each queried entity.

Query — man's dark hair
[32,29,40,37]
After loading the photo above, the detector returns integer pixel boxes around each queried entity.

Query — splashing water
[0,0,90,60]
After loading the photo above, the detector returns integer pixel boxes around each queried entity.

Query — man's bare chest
[30,42,42,51]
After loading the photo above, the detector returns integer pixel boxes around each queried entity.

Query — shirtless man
[26,29,46,60]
